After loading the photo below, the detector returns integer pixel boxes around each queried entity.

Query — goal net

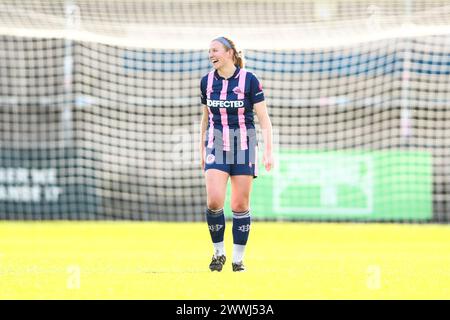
[0,0,449,222]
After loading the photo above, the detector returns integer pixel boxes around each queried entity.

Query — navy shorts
[204,138,259,178]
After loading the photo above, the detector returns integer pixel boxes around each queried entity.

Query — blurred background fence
[0,0,449,222]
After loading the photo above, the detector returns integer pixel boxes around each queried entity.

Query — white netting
[0,1,449,221]
[0,0,449,49]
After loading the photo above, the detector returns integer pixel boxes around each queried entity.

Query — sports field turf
[0,222,448,299]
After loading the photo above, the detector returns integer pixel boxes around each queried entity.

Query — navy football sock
[232,210,251,263]
[232,210,251,245]
[206,208,226,255]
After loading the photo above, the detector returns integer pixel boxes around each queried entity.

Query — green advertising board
[225,149,432,221]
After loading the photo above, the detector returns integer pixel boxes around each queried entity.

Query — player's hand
[263,151,273,172]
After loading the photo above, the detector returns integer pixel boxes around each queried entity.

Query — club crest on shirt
[206,154,215,164]
[232,86,244,95]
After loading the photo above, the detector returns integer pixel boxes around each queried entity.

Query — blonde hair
[215,36,245,68]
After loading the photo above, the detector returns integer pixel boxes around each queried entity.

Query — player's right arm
[200,75,208,170]
[200,105,208,170]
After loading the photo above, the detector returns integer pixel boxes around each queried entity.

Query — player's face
[209,41,233,70]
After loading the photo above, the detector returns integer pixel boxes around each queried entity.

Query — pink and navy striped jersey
[200,67,265,150]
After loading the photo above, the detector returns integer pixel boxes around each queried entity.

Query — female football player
[200,36,273,272]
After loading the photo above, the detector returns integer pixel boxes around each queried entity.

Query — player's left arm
[255,101,273,172]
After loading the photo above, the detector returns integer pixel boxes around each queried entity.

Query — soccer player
[200,36,273,272]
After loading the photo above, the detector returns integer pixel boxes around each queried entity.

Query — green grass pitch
[0,222,449,299]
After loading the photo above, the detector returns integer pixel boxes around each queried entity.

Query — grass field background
[0,222,449,299]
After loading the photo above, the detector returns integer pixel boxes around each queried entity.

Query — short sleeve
[200,76,207,105]
[249,73,265,104]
